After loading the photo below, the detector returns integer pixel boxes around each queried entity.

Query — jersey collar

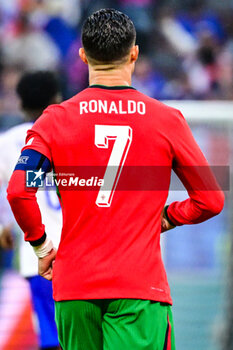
[89,84,136,90]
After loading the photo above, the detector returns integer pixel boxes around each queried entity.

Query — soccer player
[0,71,62,350]
[7,9,224,350]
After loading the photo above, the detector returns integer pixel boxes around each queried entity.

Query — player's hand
[0,226,14,249]
[38,248,57,281]
[161,208,176,233]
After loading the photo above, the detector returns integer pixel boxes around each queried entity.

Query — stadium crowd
[0,0,233,131]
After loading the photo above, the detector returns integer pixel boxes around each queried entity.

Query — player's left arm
[7,135,56,280]
[166,110,224,226]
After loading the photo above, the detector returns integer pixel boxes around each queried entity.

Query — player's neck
[88,64,132,87]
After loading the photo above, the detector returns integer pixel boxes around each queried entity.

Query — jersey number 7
[95,125,132,207]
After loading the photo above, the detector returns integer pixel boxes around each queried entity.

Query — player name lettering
[80,100,146,115]
[46,176,104,187]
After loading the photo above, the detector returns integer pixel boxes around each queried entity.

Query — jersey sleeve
[7,107,56,245]
[7,170,46,245]
[166,110,224,226]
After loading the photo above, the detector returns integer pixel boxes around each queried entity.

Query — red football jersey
[9,85,224,303]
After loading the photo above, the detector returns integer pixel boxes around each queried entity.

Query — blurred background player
[0,71,62,350]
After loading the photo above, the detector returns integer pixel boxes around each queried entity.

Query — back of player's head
[16,71,61,118]
[82,9,136,64]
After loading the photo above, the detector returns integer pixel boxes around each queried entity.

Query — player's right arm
[7,107,57,279]
[7,144,56,280]
[165,109,224,227]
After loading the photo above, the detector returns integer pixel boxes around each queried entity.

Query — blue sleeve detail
[14,149,51,173]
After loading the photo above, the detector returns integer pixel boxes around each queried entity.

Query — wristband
[164,205,176,227]
[33,237,54,258]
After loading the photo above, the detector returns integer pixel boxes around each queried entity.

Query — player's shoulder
[136,90,185,122]
[31,103,66,129]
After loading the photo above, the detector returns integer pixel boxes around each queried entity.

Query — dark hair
[82,9,136,63]
[16,71,60,110]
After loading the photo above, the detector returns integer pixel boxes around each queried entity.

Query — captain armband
[15,149,51,173]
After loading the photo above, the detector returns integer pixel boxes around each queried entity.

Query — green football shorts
[55,299,175,350]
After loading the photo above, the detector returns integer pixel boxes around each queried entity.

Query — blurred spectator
[2,14,60,70]
[0,0,233,130]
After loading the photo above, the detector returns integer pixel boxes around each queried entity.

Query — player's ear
[130,45,139,63]
[79,48,88,65]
